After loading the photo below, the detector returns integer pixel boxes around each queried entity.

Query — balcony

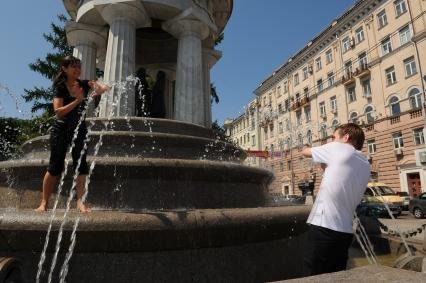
[300,97,310,106]
[342,73,355,86]
[390,115,400,125]
[353,64,370,79]
[410,108,423,119]
[291,101,301,111]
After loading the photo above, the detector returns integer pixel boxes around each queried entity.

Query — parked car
[364,182,404,210]
[409,192,426,219]
[396,191,411,211]
[356,197,401,218]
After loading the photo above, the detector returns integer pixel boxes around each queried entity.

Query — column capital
[96,0,151,28]
[66,22,108,49]
[162,8,216,40]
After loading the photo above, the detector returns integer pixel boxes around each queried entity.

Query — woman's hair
[52,56,81,88]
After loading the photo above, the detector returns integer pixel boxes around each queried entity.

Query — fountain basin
[0,206,310,282]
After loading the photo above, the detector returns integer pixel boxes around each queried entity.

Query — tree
[211,120,233,144]
[22,14,73,115]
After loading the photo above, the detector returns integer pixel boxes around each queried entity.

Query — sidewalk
[378,212,426,243]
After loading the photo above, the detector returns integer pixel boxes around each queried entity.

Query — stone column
[96,2,150,117]
[66,22,108,116]
[163,12,211,126]
[202,48,221,128]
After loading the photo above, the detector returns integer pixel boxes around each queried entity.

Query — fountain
[0,1,311,282]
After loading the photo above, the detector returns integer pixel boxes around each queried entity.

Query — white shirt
[307,142,370,234]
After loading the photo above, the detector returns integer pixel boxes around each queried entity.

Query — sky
[0,0,355,124]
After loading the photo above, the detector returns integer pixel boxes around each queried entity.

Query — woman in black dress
[35,56,109,213]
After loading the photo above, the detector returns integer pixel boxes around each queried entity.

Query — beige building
[224,99,262,167]
[254,0,426,196]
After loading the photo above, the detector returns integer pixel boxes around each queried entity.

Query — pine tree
[22,14,73,115]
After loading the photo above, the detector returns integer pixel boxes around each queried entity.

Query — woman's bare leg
[35,171,58,212]
[76,174,91,213]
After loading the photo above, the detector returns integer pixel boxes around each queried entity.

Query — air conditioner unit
[331,108,337,114]
[320,113,327,118]
[308,66,313,74]
[394,148,403,155]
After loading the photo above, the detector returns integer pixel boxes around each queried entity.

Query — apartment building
[254,0,426,196]
[224,99,262,167]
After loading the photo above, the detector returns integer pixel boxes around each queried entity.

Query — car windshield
[371,186,396,196]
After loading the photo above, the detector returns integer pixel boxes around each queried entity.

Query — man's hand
[302,144,312,158]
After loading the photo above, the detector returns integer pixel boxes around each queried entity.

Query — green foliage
[22,14,73,114]
[211,120,233,144]
[214,32,224,46]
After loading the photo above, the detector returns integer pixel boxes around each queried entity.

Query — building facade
[253,0,426,196]
[224,99,262,167]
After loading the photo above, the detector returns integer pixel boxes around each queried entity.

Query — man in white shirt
[301,123,370,276]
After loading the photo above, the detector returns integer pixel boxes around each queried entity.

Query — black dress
[47,80,90,176]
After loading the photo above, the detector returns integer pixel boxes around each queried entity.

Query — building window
[285,99,289,111]
[413,128,425,145]
[277,86,281,97]
[251,135,256,146]
[358,52,368,69]
[377,10,388,28]
[278,122,283,134]
[280,162,284,172]
[394,0,407,17]
[345,61,353,76]
[409,88,422,109]
[299,157,304,168]
[296,111,302,126]
[285,119,290,131]
[342,36,351,53]
[283,82,288,94]
[356,27,365,43]
[365,105,374,123]
[392,132,404,149]
[331,119,339,131]
[304,107,311,122]
[306,130,312,145]
[320,124,327,139]
[315,57,322,71]
[404,56,417,77]
[385,66,397,86]
[303,67,309,80]
[325,49,333,64]
[295,93,300,103]
[298,134,303,148]
[399,25,412,45]
[319,102,326,117]
[317,79,323,93]
[287,160,292,170]
[389,96,401,116]
[381,37,392,55]
[347,86,356,103]
[349,112,358,124]
[330,96,337,112]
[294,73,299,85]
[367,139,376,154]
[362,79,372,97]
[303,87,309,99]
[327,72,335,87]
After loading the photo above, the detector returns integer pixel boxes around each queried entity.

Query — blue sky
[0,0,354,124]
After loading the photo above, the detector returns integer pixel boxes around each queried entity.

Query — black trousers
[303,224,353,276]
[47,122,89,176]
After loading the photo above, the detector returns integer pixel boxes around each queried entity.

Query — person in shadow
[135,68,152,117]
[150,71,166,118]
